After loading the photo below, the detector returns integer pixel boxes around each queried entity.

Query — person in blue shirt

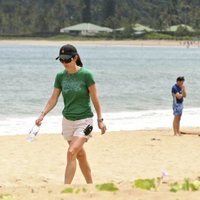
[171,77,187,136]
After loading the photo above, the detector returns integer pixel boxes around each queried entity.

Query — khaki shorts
[62,117,93,141]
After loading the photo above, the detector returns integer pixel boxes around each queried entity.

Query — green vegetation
[170,179,200,192]
[133,178,160,191]
[0,194,14,200]
[143,33,175,40]
[55,179,200,195]
[170,182,183,192]
[61,187,74,194]
[190,181,200,191]
[95,183,119,192]
[133,177,200,192]
[0,0,199,39]
[61,187,87,194]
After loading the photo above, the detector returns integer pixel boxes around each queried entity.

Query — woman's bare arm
[35,88,61,125]
[89,84,106,134]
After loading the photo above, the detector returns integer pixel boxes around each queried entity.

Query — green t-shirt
[54,67,95,121]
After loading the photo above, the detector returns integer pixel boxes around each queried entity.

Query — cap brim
[55,55,72,60]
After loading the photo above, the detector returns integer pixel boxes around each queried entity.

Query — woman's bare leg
[65,137,86,184]
[77,147,93,183]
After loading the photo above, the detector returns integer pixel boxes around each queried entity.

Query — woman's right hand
[35,114,45,126]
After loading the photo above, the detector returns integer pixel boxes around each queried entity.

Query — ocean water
[0,43,199,135]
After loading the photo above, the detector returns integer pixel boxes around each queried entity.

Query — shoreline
[0,127,200,136]
[0,39,199,48]
[1,107,200,135]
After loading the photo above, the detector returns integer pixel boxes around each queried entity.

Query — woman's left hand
[98,121,107,135]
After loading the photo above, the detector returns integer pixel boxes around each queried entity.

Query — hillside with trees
[0,0,199,36]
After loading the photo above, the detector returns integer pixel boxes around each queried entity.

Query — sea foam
[0,108,199,136]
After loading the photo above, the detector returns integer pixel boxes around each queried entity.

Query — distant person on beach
[172,76,187,136]
[35,44,106,184]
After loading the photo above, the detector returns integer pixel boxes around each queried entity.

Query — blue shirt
[172,84,183,104]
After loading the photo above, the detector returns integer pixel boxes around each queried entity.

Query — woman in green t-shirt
[35,44,106,184]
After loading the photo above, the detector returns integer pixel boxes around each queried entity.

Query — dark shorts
[173,103,183,116]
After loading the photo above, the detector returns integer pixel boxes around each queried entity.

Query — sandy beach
[1,129,200,199]
[0,39,199,48]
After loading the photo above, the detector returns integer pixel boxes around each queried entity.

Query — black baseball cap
[56,44,78,60]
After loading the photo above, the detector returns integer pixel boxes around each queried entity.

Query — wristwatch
[97,118,104,122]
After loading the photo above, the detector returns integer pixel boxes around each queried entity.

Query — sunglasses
[59,57,72,64]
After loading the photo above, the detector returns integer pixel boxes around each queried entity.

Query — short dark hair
[176,76,185,82]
